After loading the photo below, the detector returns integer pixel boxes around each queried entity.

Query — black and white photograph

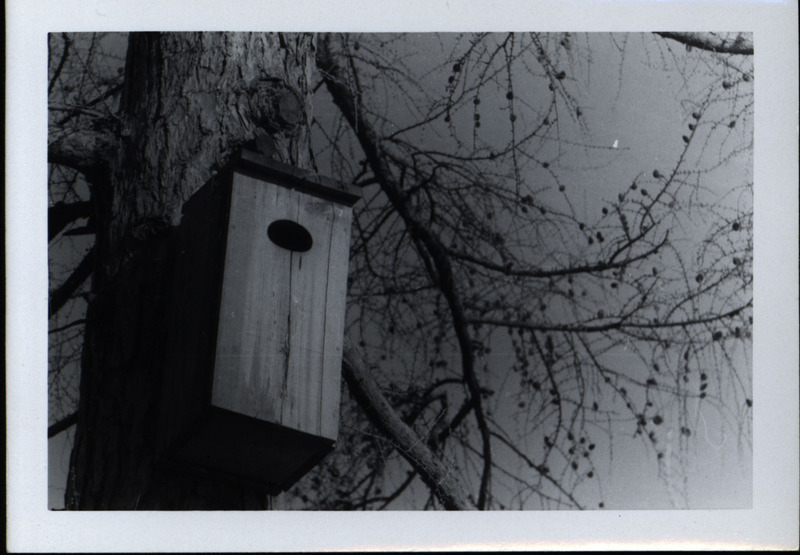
[7,0,799,551]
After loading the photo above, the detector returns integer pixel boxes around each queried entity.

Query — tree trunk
[66,32,316,509]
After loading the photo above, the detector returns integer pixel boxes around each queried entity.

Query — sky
[8,2,796,550]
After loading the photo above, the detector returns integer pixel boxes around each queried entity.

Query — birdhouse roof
[234,149,361,207]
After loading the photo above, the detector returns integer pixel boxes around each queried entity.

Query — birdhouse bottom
[165,407,334,494]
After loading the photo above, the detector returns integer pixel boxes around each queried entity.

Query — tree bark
[66,32,316,509]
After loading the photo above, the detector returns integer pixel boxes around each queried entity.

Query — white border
[7,1,799,551]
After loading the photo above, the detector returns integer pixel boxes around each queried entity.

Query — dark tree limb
[48,33,72,94]
[48,411,78,438]
[49,201,93,241]
[342,340,474,510]
[318,34,493,509]
[656,32,753,55]
[49,247,94,318]
[48,125,116,179]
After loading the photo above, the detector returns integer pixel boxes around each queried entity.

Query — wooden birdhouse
[157,149,359,493]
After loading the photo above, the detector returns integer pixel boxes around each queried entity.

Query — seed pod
[506,91,514,100]
[653,170,662,178]
[653,415,663,425]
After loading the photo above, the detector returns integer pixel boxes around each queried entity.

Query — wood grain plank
[212,173,295,423]
[283,196,334,435]
[318,203,353,440]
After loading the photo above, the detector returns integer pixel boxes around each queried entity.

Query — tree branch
[342,340,474,510]
[318,34,493,508]
[49,247,94,318]
[49,411,78,438]
[48,124,116,179]
[49,201,93,241]
[656,32,753,55]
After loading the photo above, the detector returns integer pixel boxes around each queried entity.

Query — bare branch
[48,125,116,178]
[318,34,494,508]
[342,339,475,510]
[49,411,78,438]
[656,32,753,55]
[49,247,94,318]
[49,201,93,241]
[48,33,72,94]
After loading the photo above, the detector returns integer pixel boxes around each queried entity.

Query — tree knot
[246,78,305,133]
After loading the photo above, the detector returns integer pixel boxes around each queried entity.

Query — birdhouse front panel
[211,170,352,442]
[157,150,359,492]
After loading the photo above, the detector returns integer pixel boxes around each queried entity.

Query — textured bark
[66,32,316,509]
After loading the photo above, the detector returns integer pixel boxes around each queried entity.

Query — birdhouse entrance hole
[267,219,313,252]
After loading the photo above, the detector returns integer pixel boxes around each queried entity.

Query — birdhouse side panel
[211,174,299,424]
[318,203,353,440]
[158,176,231,456]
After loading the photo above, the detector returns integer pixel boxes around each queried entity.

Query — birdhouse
[157,149,359,493]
